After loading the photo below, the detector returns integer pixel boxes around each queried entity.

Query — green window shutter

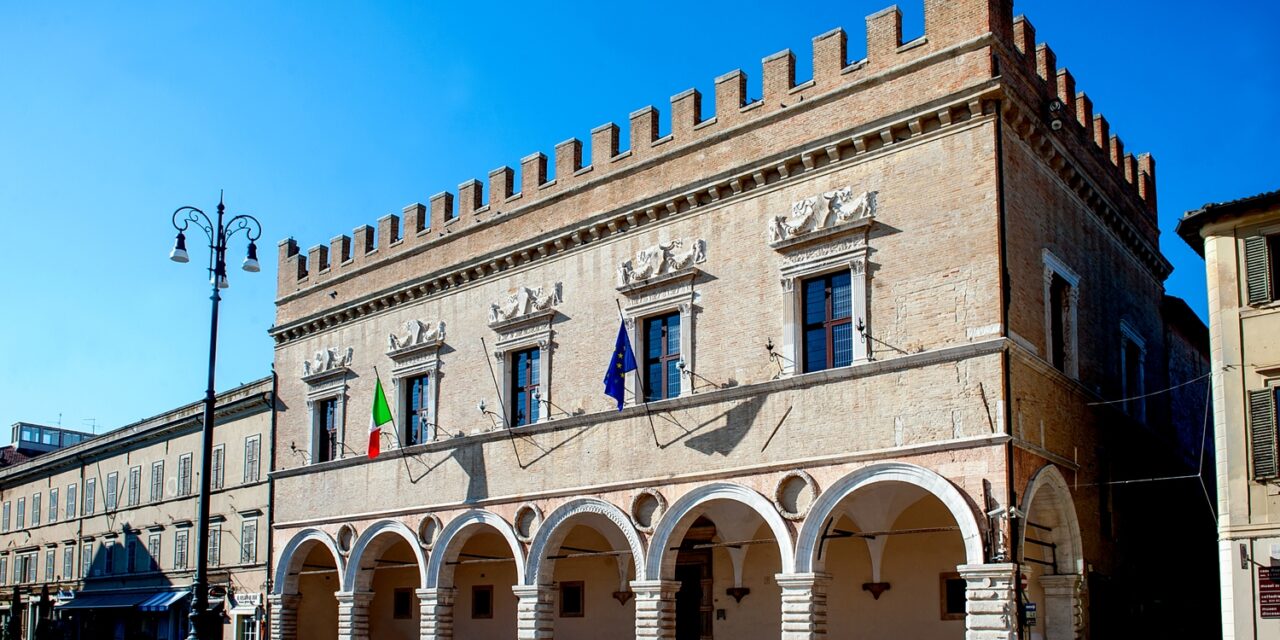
[1244,235,1272,306]
[1249,388,1278,480]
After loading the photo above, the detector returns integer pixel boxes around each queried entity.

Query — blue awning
[138,590,189,612]
[56,591,153,610]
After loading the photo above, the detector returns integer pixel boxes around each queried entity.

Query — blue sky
[0,1,1276,437]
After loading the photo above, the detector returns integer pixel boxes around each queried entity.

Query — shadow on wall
[451,442,489,504]
[679,393,767,456]
[60,523,189,640]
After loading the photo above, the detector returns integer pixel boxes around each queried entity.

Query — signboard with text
[1260,567,1280,618]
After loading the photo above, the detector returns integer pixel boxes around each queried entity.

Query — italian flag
[369,377,392,458]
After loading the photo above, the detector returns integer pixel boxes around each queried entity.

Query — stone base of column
[631,580,680,640]
[267,593,301,640]
[1038,573,1083,640]
[416,588,456,640]
[512,585,554,640]
[957,563,1017,640]
[336,591,374,640]
[776,573,832,640]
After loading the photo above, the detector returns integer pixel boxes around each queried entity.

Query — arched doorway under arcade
[794,463,1006,640]
[642,483,795,640]
[522,497,647,640]
[1017,465,1085,640]
[341,519,430,640]
[271,528,346,640]
[424,510,526,640]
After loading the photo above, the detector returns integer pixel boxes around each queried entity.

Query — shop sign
[1022,601,1037,627]
[1260,567,1280,618]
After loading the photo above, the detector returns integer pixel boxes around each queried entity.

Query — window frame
[48,488,57,524]
[80,541,92,578]
[151,461,165,502]
[83,478,95,516]
[66,483,77,520]
[1043,249,1081,379]
[178,454,193,497]
[127,465,141,507]
[508,346,542,427]
[1119,321,1147,423]
[62,546,73,580]
[17,497,25,529]
[44,547,55,582]
[386,320,446,448]
[401,373,434,447]
[471,584,494,619]
[2,501,10,533]
[105,472,119,511]
[243,435,261,484]
[0,555,8,586]
[489,296,557,428]
[147,534,161,572]
[174,529,189,570]
[209,524,221,567]
[799,270,855,373]
[558,580,585,618]
[641,311,684,402]
[939,572,966,620]
[31,493,40,527]
[303,362,351,464]
[240,518,258,564]
[212,444,226,490]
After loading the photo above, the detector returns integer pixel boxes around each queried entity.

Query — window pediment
[489,283,562,331]
[616,238,706,293]
[387,320,446,361]
[301,346,353,384]
[767,187,877,251]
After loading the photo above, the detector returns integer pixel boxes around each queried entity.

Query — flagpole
[615,299,660,447]
[372,365,419,483]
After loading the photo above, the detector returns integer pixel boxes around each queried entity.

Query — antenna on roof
[82,418,97,434]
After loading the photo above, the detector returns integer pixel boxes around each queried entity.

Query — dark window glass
[801,272,853,372]
[1270,235,1280,300]
[942,575,966,618]
[644,313,682,401]
[406,374,430,445]
[559,581,585,618]
[511,348,540,427]
[472,585,494,619]
[317,399,338,463]
[1049,273,1069,371]
[393,588,413,619]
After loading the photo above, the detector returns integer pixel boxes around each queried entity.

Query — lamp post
[168,193,262,640]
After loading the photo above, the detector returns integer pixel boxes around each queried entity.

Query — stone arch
[425,509,526,589]
[524,497,647,586]
[342,519,429,592]
[273,527,347,595]
[1018,464,1084,574]
[795,462,985,572]
[645,482,796,580]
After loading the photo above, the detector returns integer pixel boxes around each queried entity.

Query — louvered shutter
[1249,388,1278,480]
[1244,235,1272,306]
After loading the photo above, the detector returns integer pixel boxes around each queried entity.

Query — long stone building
[265,1,1206,638]
[0,379,274,640]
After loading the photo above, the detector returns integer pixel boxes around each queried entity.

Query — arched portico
[788,463,1004,640]
[637,483,795,640]
[339,519,430,640]
[423,510,526,640]
[271,528,346,640]
[1019,464,1085,639]
[522,498,646,639]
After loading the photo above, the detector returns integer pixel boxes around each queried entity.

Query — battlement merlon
[277,0,1153,284]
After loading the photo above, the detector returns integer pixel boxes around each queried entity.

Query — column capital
[268,593,301,606]
[630,579,681,596]
[956,562,1018,580]
[774,572,833,589]
[511,584,553,599]
[416,587,457,601]
[334,590,375,605]
[1037,573,1082,592]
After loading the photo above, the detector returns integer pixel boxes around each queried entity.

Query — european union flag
[603,320,637,411]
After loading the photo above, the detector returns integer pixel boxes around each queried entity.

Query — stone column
[336,591,374,640]
[776,572,832,639]
[512,585,554,640]
[631,580,680,640]
[267,593,301,640]
[417,588,456,640]
[957,563,1017,640]
[1038,573,1083,639]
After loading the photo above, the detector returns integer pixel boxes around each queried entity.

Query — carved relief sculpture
[488,283,563,325]
[388,320,446,352]
[302,346,353,377]
[767,188,877,244]
[616,238,707,288]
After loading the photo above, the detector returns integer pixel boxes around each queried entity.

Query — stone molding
[645,482,796,580]
[386,319,445,358]
[489,283,562,329]
[768,187,876,248]
[301,346,353,382]
[616,238,706,291]
[426,509,526,589]
[525,497,648,586]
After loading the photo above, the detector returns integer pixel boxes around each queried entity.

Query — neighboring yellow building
[1179,190,1280,640]
[0,378,274,640]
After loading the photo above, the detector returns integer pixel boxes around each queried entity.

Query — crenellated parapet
[277,0,1021,288]
[1007,15,1157,221]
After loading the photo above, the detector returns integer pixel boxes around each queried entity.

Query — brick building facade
[265,1,1207,638]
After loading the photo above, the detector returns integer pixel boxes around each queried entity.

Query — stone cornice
[270,83,1005,346]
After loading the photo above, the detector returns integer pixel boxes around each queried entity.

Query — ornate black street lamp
[168,193,261,640]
